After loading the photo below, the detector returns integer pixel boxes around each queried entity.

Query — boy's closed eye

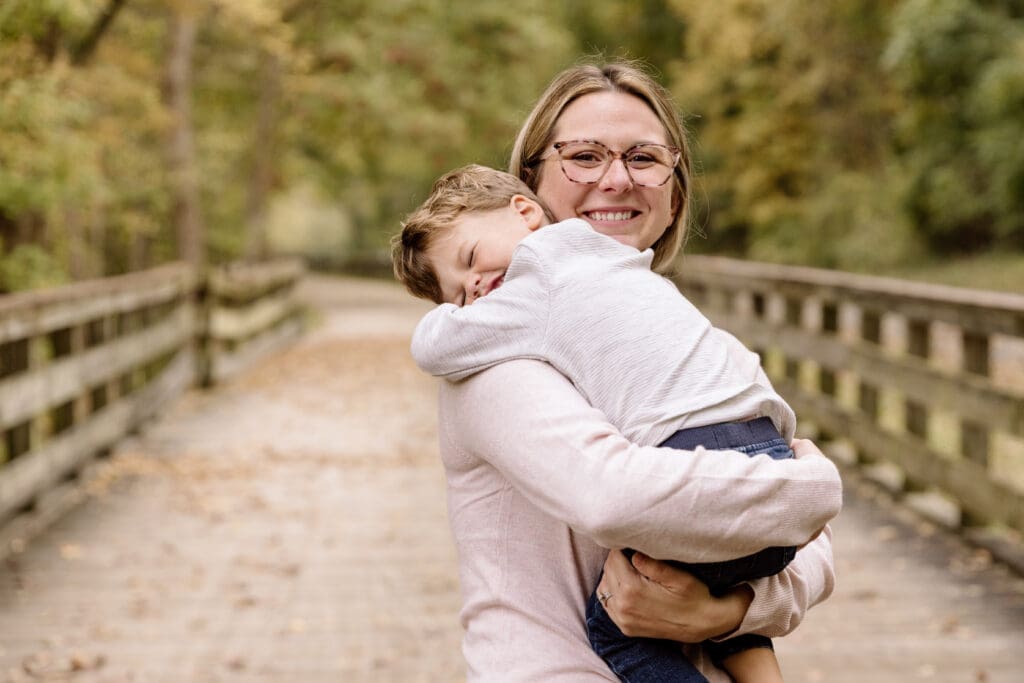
[456,244,477,307]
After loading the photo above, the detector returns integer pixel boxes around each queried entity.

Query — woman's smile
[583,208,641,223]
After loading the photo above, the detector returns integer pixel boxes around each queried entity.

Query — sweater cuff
[709,579,778,642]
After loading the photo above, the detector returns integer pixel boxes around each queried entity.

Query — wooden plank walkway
[0,275,1021,683]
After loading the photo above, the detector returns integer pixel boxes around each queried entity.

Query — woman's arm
[442,359,842,562]
[597,526,835,642]
[729,523,836,638]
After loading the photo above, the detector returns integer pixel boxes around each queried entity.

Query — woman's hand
[597,550,753,643]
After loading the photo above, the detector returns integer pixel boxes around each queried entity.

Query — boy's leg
[586,586,708,683]
[593,419,799,680]
[719,645,785,683]
[658,421,798,674]
[705,633,775,670]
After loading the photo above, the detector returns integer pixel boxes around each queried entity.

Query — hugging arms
[439,358,838,681]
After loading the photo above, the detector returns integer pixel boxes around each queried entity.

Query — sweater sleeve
[410,248,549,381]
[713,525,836,640]
[441,359,843,563]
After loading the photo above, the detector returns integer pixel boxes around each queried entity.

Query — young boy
[392,164,836,683]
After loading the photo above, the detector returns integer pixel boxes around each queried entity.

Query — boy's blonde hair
[392,164,552,303]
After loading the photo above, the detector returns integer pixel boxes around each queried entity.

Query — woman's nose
[598,157,634,192]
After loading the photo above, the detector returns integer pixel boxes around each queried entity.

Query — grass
[871,252,1024,295]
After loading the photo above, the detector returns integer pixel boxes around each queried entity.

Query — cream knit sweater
[417,219,841,680]
[439,361,839,681]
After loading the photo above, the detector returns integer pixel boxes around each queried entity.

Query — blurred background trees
[0,0,1021,291]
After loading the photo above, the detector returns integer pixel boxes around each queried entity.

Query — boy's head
[392,164,553,306]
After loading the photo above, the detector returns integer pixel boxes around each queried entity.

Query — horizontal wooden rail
[0,264,196,345]
[203,259,305,384]
[674,255,1024,534]
[0,259,306,526]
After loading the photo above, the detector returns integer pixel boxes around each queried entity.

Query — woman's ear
[510,194,547,232]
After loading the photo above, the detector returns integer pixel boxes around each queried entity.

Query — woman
[438,60,837,682]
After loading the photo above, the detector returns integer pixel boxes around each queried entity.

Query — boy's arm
[411,252,550,381]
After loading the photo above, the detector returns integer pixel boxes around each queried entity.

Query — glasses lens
[556,142,609,183]
[556,142,676,186]
[625,146,677,186]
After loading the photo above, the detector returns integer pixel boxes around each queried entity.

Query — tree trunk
[129,232,149,273]
[244,52,281,261]
[64,208,87,280]
[71,0,130,66]
[164,2,204,268]
[88,211,107,277]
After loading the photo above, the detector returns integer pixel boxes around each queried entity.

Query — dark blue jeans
[587,417,796,683]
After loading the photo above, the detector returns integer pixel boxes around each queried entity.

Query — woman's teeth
[588,211,633,221]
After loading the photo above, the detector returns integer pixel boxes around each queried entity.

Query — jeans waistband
[659,416,782,451]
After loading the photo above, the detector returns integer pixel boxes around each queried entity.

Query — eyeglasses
[545,140,681,187]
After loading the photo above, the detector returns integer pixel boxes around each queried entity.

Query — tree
[884,0,1024,251]
[667,0,917,269]
[276,0,575,258]
[164,0,205,267]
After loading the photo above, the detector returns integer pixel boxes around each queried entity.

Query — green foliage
[884,0,1024,250]
[0,240,68,291]
[562,0,686,75]
[669,0,1024,267]
[799,169,926,271]
[280,0,575,255]
[0,0,1021,292]
[668,0,898,265]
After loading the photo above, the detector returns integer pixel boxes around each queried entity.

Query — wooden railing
[675,256,1024,536]
[0,260,305,526]
[203,259,306,384]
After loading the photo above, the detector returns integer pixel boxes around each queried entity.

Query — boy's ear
[510,195,546,232]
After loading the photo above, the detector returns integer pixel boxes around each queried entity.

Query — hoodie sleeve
[410,245,551,381]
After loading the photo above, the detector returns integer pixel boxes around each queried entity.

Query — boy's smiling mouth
[479,274,507,301]
[483,273,505,298]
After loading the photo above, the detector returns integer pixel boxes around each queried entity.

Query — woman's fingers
[599,550,649,636]
[599,551,724,642]
[631,551,687,587]
[631,552,710,603]
[598,550,641,602]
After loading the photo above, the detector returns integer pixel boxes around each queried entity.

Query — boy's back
[413,218,795,447]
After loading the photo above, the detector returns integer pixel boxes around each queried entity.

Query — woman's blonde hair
[509,60,691,272]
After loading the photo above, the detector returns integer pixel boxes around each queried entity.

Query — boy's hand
[789,438,823,459]
[789,438,838,547]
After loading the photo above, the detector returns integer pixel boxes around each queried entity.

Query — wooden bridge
[0,265,1022,682]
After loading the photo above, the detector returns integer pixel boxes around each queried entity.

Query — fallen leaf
[59,544,84,560]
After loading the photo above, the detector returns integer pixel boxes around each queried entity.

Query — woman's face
[535,91,678,252]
